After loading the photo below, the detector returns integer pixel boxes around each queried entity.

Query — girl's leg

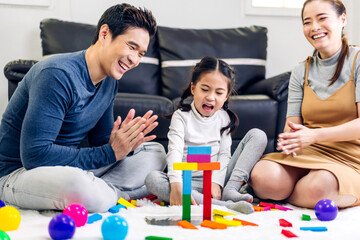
[0,167,119,213]
[222,128,267,202]
[288,169,357,208]
[95,142,166,200]
[145,170,171,202]
[250,160,309,200]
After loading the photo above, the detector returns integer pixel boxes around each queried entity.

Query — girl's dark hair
[301,0,348,86]
[175,56,239,135]
[92,3,157,44]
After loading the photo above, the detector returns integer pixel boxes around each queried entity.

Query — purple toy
[315,199,338,221]
[48,214,76,240]
[0,200,5,209]
[63,204,88,227]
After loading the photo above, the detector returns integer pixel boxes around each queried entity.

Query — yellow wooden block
[173,162,198,170]
[270,209,280,211]
[213,216,242,226]
[130,200,137,206]
[117,198,136,208]
[213,209,236,217]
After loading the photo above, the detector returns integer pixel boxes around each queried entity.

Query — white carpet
[5,199,360,240]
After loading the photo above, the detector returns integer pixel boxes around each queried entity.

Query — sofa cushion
[157,26,267,99]
[40,18,161,95]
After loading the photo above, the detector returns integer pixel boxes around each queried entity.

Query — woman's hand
[277,121,317,156]
[211,182,222,200]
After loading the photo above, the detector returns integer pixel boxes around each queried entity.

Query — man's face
[100,26,150,80]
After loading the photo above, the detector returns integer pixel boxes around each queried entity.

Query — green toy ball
[0,230,10,240]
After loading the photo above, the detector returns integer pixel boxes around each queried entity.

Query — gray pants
[145,128,267,203]
[0,142,166,213]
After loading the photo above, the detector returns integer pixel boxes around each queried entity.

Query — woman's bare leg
[288,169,356,208]
[250,160,309,200]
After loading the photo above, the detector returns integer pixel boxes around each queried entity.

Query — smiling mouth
[312,33,327,40]
[118,61,129,72]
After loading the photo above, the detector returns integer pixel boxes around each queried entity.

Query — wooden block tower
[173,146,219,221]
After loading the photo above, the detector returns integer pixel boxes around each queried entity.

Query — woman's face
[302,0,346,59]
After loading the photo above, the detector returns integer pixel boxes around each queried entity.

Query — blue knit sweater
[0,51,118,178]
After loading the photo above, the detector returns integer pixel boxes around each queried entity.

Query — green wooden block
[302,214,311,221]
[145,236,173,240]
[182,194,191,220]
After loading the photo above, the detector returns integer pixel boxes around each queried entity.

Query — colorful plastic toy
[281,229,298,238]
[315,199,338,221]
[279,218,292,227]
[0,200,5,209]
[87,213,103,224]
[63,204,88,227]
[48,214,76,240]
[101,215,128,240]
[0,206,21,231]
[300,226,328,232]
[0,230,10,240]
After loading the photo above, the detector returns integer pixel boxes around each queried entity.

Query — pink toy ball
[63,204,88,227]
[315,199,338,221]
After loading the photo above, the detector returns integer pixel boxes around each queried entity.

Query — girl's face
[302,0,346,59]
[191,71,230,117]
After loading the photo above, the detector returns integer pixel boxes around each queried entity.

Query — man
[0,3,166,212]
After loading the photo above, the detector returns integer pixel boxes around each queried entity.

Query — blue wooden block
[187,146,211,155]
[300,226,328,232]
[183,170,192,195]
[87,213,102,224]
[108,204,126,213]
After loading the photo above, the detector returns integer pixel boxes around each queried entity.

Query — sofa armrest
[244,71,291,101]
[4,59,38,83]
[4,59,38,100]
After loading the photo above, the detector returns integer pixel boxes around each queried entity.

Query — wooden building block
[197,162,220,171]
[203,170,212,220]
[213,216,242,226]
[183,170,192,195]
[182,194,191,221]
[187,146,211,155]
[212,209,236,217]
[178,220,198,229]
[117,198,136,208]
[233,218,258,226]
[173,162,197,170]
[200,220,227,229]
[187,154,211,163]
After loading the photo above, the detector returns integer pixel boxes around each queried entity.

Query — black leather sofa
[3,18,290,154]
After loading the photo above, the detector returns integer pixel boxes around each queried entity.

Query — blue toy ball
[0,200,5,209]
[101,215,128,240]
[48,213,76,240]
[315,199,338,221]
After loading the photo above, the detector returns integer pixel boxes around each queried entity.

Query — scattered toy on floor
[48,214,76,240]
[0,206,21,231]
[101,215,128,240]
[315,199,338,221]
[0,230,10,240]
[63,204,88,227]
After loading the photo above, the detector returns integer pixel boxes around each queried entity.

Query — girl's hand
[170,182,183,206]
[277,121,317,156]
[211,182,222,200]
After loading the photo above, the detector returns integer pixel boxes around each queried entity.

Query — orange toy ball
[0,206,21,231]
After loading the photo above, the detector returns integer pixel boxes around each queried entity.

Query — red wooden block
[279,218,293,227]
[203,170,212,220]
[259,202,275,208]
[281,229,298,238]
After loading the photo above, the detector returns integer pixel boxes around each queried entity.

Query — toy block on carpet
[200,220,227,229]
[178,220,198,229]
[281,229,298,238]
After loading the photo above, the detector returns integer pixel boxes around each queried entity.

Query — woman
[250,0,360,208]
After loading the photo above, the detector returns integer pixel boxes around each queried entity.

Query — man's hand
[211,182,222,200]
[109,109,158,161]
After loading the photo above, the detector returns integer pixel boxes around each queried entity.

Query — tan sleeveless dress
[262,50,360,206]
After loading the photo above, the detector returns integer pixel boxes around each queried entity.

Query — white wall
[0,0,358,119]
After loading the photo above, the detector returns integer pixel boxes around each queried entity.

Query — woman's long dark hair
[174,56,239,135]
[301,0,348,86]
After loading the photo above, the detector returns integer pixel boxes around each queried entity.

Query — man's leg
[0,167,118,213]
[145,170,171,202]
[96,142,166,199]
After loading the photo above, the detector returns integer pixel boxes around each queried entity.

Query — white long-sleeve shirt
[166,102,232,187]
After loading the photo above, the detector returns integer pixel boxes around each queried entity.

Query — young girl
[251,0,360,208]
[145,56,267,214]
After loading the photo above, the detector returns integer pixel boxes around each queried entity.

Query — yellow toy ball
[0,206,21,231]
